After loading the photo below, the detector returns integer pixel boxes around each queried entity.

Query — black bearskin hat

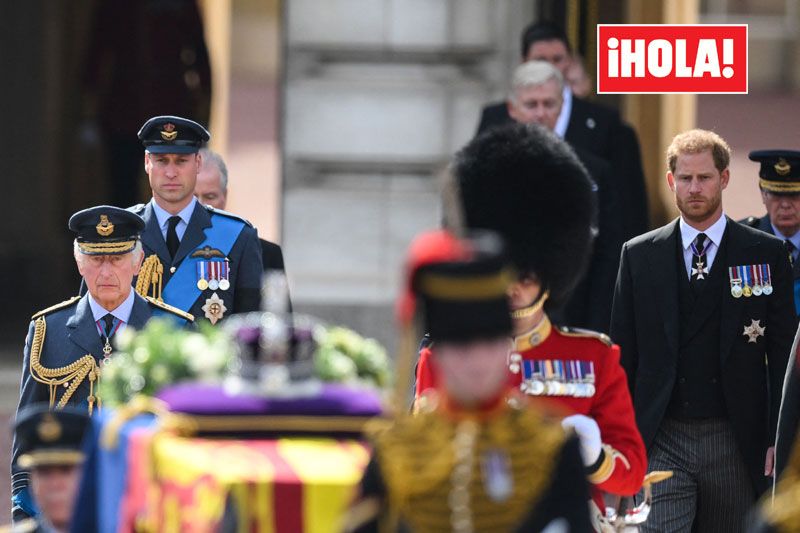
[454,123,596,309]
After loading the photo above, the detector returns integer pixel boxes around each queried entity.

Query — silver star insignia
[691,259,709,280]
[743,319,766,343]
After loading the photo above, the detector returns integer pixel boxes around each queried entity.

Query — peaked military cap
[749,150,800,194]
[68,205,144,255]
[15,404,90,469]
[138,115,210,154]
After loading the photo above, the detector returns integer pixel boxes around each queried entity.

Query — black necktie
[786,240,796,266]
[690,233,709,294]
[102,313,115,339]
[166,216,181,259]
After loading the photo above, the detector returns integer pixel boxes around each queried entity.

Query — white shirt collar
[553,85,572,139]
[151,196,197,232]
[679,213,727,250]
[87,288,135,323]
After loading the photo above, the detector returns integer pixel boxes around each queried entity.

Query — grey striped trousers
[641,417,756,533]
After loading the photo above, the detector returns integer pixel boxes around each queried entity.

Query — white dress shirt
[87,289,135,336]
[554,85,572,139]
[151,197,197,242]
[679,214,728,279]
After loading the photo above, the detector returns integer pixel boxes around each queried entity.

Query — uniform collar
[87,288,135,324]
[770,222,800,249]
[513,313,553,352]
[679,212,727,250]
[151,196,197,232]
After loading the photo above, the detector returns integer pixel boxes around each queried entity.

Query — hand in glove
[561,414,602,466]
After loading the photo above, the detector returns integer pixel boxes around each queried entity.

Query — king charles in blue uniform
[11,206,191,523]
[131,115,263,324]
[743,150,800,485]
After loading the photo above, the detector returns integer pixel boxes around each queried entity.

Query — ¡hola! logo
[597,24,748,94]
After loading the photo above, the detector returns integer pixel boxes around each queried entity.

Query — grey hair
[509,60,564,101]
[199,148,229,192]
[73,240,144,266]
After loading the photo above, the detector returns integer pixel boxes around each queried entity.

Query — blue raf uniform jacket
[130,200,263,323]
[11,293,192,521]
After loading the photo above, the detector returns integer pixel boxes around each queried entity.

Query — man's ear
[75,254,85,278]
[144,152,151,173]
[133,250,145,276]
[720,168,730,190]
[666,171,676,192]
[507,98,520,123]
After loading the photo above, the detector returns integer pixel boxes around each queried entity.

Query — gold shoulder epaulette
[31,296,81,320]
[559,326,613,347]
[145,296,194,322]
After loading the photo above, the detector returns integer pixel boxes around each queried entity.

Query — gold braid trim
[31,296,80,320]
[136,254,164,301]
[144,296,194,322]
[29,317,100,415]
[760,179,800,193]
[77,240,137,254]
[370,402,566,531]
[588,444,629,485]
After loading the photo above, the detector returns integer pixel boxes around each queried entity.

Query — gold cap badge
[775,158,791,177]
[37,413,62,442]
[160,122,178,141]
[96,214,114,236]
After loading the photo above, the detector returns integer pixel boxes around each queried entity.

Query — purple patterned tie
[690,233,709,292]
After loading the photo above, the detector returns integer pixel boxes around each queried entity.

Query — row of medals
[510,355,596,398]
[521,377,597,398]
[730,281,772,298]
[197,260,231,291]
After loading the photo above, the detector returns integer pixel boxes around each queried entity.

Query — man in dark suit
[476,21,649,240]
[505,60,622,332]
[348,230,592,532]
[610,130,796,532]
[740,150,800,481]
[195,148,290,311]
[12,206,192,522]
[195,148,287,275]
[131,116,264,324]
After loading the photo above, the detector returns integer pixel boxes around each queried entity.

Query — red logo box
[597,24,748,94]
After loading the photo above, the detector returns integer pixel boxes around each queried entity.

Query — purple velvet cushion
[156,382,383,417]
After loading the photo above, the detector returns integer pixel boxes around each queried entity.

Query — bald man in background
[195,149,290,311]
[195,149,287,275]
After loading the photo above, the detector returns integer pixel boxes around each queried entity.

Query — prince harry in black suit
[610,130,796,532]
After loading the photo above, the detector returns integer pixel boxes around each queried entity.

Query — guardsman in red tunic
[415,124,647,529]
[346,229,593,533]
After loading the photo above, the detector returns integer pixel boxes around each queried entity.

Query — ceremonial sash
[793,279,800,316]
[156,215,244,315]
